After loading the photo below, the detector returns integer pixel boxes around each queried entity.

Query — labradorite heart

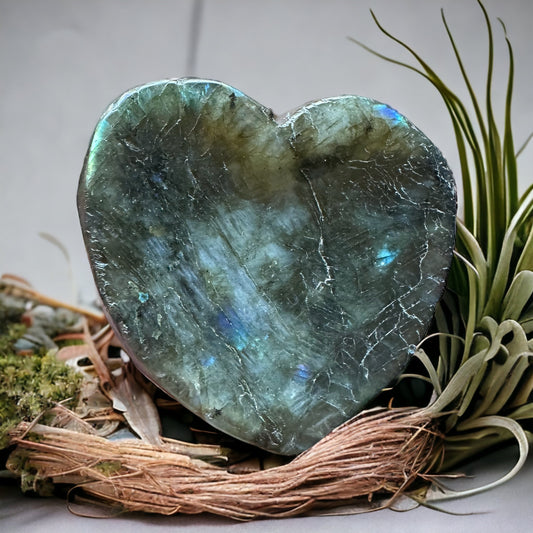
[78,78,456,455]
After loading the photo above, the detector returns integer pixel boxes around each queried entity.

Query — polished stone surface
[78,78,456,455]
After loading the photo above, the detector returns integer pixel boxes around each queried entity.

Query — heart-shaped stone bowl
[78,78,456,455]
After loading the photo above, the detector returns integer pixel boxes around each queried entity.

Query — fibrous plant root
[8,407,440,520]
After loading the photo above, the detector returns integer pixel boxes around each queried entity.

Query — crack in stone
[303,175,335,292]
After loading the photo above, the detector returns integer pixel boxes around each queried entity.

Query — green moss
[20,467,55,496]
[0,321,82,450]
[94,460,123,476]
[0,323,26,356]
[6,449,51,495]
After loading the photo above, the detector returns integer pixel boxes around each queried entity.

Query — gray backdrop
[1,0,532,531]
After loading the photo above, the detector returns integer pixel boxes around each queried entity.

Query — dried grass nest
[8,406,439,519]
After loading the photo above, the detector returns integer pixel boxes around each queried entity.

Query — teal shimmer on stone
[78,79,456,455]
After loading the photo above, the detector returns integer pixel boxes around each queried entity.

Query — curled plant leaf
[425,416,529,501]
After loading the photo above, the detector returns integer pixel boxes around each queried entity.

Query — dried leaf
[110,364,162,446]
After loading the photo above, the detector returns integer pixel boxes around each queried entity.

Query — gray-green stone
[78,79,456,455]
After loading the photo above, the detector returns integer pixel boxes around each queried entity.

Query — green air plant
[352,0,533,499]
